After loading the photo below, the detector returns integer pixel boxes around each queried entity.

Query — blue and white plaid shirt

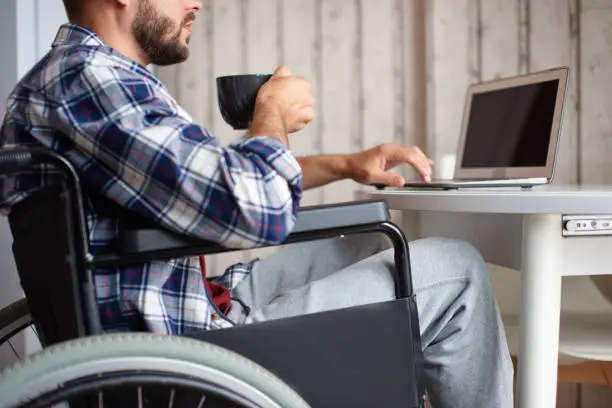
[0,24,302,334]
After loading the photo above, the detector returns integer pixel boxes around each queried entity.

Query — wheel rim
[0,300,40,365]
[19,371,258,408]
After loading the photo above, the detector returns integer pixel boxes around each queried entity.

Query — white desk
[361,186,612,408]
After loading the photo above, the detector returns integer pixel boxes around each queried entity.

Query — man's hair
[62,0,83,18]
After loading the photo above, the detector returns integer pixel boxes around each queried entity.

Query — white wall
[0,0,67,366]
[0,0,20,314]
[1,0,66,306]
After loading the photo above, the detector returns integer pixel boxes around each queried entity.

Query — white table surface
[364,185,612,214]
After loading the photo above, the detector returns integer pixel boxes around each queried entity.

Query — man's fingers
[407,147,431,171]
[273,66,293,77]
[419,168,432,183]
[401,148,432,182]
[370,171,405,188]
[394,146,431,180]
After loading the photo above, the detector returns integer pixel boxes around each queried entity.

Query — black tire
[0,298,32,345]
[0,333,310,408]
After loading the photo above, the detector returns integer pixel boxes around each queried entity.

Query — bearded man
[0,1,514,406]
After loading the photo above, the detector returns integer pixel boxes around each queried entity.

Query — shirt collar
[52,23,106,48]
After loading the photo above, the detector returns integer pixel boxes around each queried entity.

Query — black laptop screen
[460,79,559,168]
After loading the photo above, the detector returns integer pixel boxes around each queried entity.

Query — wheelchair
[0,147,426,408]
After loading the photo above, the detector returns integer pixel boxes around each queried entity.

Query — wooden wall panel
[242,0,281,264]
[208,0,246,275]
[155,66,178,102]
[401,0,428,178]
[211,0,243,141]
[580,0,612,185]
[428,0,476,169]
[245,0,279,74]
[480,0,520,80]
[530,0,580,185]
[320,0,358,204]
[177,2,212,127]
[360,0,395,152]
[281,0,321,206]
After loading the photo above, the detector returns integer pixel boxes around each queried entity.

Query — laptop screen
[460,79,560,168]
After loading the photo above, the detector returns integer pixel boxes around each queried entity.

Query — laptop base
[374,177,549,190]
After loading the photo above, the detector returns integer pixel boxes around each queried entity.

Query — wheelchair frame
[0,147,426,407]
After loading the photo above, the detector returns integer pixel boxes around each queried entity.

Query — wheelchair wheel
[0,298,32,344]
[0,298,40,364]
[0,333,309,408]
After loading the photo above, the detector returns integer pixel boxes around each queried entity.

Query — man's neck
[69,14,150,67]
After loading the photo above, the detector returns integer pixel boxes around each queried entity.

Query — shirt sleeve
[50,60,302,248]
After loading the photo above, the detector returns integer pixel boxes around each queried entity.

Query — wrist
[250,101,288,145]
[333,154,355,180]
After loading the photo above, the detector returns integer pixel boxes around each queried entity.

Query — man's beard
[132,0,195,66]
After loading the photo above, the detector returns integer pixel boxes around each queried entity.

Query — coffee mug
[216,74,273,130]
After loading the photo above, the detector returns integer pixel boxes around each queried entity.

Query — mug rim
[216,73,272,80]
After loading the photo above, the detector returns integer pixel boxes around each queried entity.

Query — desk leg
[517,214,562,408]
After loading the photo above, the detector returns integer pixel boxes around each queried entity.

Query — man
[0,0,513,406]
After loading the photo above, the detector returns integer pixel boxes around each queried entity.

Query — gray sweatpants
[228,234,514,408]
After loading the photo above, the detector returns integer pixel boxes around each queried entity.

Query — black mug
[216,74,273,130]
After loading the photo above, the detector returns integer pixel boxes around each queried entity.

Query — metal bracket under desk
[562,215,612,237]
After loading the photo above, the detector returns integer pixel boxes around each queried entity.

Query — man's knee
[408,237,490,288]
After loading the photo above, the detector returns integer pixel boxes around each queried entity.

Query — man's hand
[250,66,315,145]
[347,143,433,187]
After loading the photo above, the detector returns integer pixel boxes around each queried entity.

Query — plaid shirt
[0,24,302,334]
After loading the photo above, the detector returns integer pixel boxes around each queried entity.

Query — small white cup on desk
[435,153,457,180]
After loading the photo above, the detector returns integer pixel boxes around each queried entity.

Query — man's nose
[190,1,203,12]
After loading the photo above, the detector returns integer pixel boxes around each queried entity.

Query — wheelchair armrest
[111,199,389,257]
[291,199,389,233]
[96,199,414,300]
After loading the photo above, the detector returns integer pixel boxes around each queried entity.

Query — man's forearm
[297,155,353,190]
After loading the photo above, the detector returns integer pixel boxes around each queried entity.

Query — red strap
[199,256,231,315]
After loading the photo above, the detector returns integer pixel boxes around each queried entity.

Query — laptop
[398,67,569,190]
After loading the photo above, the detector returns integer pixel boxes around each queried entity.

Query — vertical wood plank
[212,0,244,145]
[393,0,407,151]
[428,0,476,168]
[242,0,280,264]
[467,0,483,84]
[518,0,530,75]
[209,0,246,275]
[480,0,520,80]
[282,0,321,206]
[154,65,179,97]
[245,0,279,74]
[400,0,428,238]
[177,3,212,127]
[404,0,428,172]
[530,0,579,185]
[569,0,582,185]
[580,0,612,185]
[361,0,395,152]
[320,0,358,204]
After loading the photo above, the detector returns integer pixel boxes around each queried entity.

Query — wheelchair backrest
[1,148,99,345]
[8,185,88,346]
